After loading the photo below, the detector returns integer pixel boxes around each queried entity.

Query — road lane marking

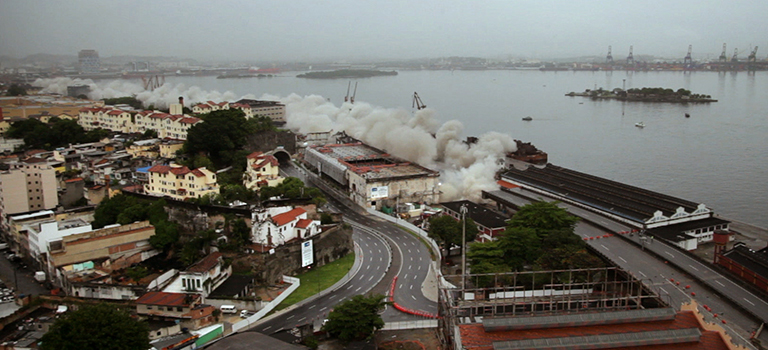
[368,276,374,281]
[689,264,699,272]
[366,265,370,270]
[665,251,675,258]
[404,274,408,280]
[298,317,306,322]
[408,249,412,254]
[356,287,361,292]
[715,280,725,287]
[263,326,271,331]
[619,256,627,263]
[309,305,316,309]
[320,307,327,311]
[411,295,416,300]
[399,284,403,289]
[419,257,422,261]
[744,298,756,306]
[379,257,382,262]
[378,249,382,254]
[638,271,646,277]
[600,244,609,250]
[410,285,413,290]
[347,285,353,290]
[660,287,668,294]
[287,315,294,320]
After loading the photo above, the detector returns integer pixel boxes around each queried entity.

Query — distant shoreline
[296,69,398,79]
[566,87,717,103]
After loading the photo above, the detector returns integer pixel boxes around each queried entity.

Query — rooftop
[136,291,199,307]
[502,164,705,224]
[440,200,509,230]
[309,142,438,180]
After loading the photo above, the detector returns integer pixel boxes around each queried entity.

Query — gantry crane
[606,46,614,64]
[412,92,426,110]
[683,45,693,65]
[719,43,728,62]
[748,46,758,63]
[626,45,634,65]
[731,48,739,63]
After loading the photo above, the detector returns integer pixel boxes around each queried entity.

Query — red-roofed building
[136,291,202,319]
[145,163,219,200]
[450,301,739,350]
[243,151,283,190]
[251,206,320,246]
[163,252,231,297]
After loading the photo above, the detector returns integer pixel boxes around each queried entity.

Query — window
[176,307,182,312]
[182,279,186,288]
[147,305,153,310]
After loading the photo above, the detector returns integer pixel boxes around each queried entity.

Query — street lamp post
[460,204,468,291]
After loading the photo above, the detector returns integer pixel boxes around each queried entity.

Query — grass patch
[396,225,438,261]
[273,253,355,311]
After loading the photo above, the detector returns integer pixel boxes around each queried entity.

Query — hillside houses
[144,164,219,201]
[251,206,320,247]
[243,151,283,190]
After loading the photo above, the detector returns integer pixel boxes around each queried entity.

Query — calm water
[162,70,768,228]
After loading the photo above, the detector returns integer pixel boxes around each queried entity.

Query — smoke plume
[31,78,517,202]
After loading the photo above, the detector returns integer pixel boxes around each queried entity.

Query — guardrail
[232,275,300,333]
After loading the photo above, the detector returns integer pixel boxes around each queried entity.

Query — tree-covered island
[566,87,717,103]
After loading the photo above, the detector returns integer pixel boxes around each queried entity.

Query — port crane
[412,92,426,110]
[606,46,614,64]
[343,81,358,103]
[683,45,693,65]
[626,46,634,65]
[719,43,728,62]
[748,46,758,63]
[731,48,739,62]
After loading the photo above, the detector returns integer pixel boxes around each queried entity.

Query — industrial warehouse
[303,133,441,210]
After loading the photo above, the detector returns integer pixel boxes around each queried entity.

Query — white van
[240,310,254,318]
[220,305,237,314]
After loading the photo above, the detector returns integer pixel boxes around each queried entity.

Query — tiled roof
[136,291,197,307]
[272,208,306,227]
[246,151,264,159]
[64,177,84,183]
[187,252,222,273]
[179,117,200,124]
[191,169,206,177]
[107,110,124,115]
[459,311,728,350]
[147,164,171,174]
[169,166,191,175]
[295,219,313,229]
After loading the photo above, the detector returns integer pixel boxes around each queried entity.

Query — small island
[296,69,398,79]
[566,87,717,103]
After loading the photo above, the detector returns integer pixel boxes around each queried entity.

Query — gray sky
[1,0,766,61]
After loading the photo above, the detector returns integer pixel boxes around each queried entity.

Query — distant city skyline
[1,0,766,62]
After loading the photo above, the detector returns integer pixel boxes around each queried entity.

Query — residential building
[46,221,157,288]
[24,217,92,266]
[251,206,320,247]
[243,151,283,190]
[126,138,161,158]
[144,164,219,200]
[163,252,231,297]
[233,99,286,122]
[6,210,56,256]
[136,291,202,319]
[0,158,58,229]
[78,104,202,140]
[192,101,230,114]
[159,139,184,158]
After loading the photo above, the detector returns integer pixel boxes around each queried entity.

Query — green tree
[507,201,579,240]
[7,84,27,96]
[322,294,388,342]
[39,303,149,350]
[183,109,254,167]
[497,226,541,270]
[428,215,478,256]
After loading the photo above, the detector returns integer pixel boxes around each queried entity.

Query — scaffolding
[437,267,668,347]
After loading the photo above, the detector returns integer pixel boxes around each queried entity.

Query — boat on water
[635,122,645,128]
[685,113,690,118]
[522,116,533,121]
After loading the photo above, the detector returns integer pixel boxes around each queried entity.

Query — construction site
[437,267,746,350]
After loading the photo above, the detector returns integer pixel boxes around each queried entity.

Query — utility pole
[460,204,468,291]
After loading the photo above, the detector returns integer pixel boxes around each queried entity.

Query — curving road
[249,162,437,333]
[251,226,390,333]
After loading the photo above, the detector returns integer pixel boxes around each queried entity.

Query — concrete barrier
[232,275,300,333]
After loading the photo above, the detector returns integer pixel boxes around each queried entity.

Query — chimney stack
[179,96,184,106]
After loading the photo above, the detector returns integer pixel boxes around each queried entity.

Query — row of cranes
[606,44,759,64]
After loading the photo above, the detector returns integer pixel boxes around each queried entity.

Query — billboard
[370,186,389,199]
[301,240,314,267]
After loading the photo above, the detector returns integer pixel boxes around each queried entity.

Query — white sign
[301,240,314,267]
[370,186,389,199]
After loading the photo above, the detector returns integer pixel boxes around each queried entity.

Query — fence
[232,275,300,333]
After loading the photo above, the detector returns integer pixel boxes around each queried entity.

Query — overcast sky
[1,0,766,62]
